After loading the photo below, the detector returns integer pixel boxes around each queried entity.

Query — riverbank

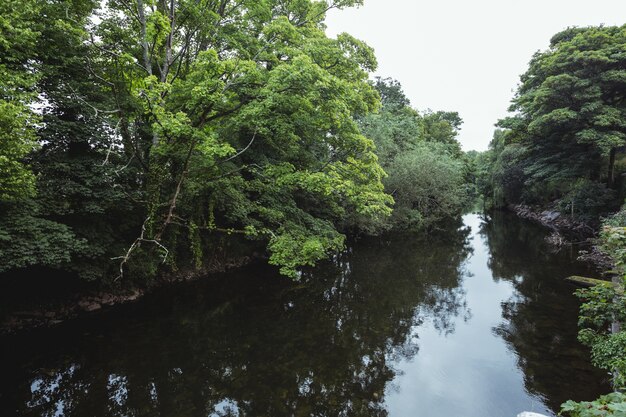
[0,254,254,334]
[509,204,597,238]
[508,204,613,271]
[0,205,610,335]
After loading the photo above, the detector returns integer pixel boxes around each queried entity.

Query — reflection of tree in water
[479,211,610,414]
[1,219,472,417]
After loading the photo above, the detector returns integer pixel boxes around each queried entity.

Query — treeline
[472,25,626,223]
[0,0,468,286]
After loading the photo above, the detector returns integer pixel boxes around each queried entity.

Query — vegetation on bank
[561,209,626,416]
[358,78,468,232]
[471,25,626,225]
[0,0,469,286]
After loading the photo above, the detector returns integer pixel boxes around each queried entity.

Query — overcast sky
[324,0,626,151]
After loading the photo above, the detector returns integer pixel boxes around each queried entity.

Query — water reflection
[480,212,610,413]
[0,214,609,417]
[1,218,472,417]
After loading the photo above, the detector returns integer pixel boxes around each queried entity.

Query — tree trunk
[608,147,616,188]
[136,0,151,76]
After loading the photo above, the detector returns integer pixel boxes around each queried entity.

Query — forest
[472,25,626,222]
[0,0,469,284]
[1,0,625,415]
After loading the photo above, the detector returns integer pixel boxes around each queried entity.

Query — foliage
[575,226,626,386]
[0,202,87,272]
[358,77,468,231]
[560,392,626,417]
[503,25,626,186]
[587,331,626,389]
[557,179,617,223]
[563,210,626,415]
[0,0,403,282]
[385,143,466,229]
[0,0,40,201]
[600,214,626,272]
[0,1,473,284]
[421,110,463,157]
[476,25,626,216]
[472,129,526,207]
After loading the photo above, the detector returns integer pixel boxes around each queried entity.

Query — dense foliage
[0,1,466,285]
[560,209,626,416]
[358,78,468,231]
[561,392,626,417]
[474,25,626,220]
[0,0,40,201]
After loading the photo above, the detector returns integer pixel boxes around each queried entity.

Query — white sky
[324,0,626,151]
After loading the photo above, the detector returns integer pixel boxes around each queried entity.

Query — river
[0,212,610,416]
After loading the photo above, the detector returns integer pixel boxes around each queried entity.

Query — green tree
[385,143,466,229]
[0,0,130,281]
[358,78,467,231]
[501,25,626,192]
[0,0,40,201]
[88,0,391,279]
[422,110,463,156]
[0,0,396,282]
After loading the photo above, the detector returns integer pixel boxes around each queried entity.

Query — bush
[562,208,626,416]
[560,392,626,416]
[384,143,467,229]
[557,179,617,223]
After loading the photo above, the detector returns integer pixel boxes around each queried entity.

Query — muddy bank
[508,204,612,270]
[509,204,597,238]
[0,255,254,334]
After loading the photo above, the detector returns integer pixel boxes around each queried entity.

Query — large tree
[97,0,393,278]
[500,25,626,189]
[1,0,395,282]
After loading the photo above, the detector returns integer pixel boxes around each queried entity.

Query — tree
[358,78,467,231]
[0,0,394,281]
[358,78,422,167]
[422,110,463,156]
[501,25,626,190]
[0,0,40,201]
[385,143,466,229]
[0,0,135,282]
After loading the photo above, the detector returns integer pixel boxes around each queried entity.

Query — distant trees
[422,110,463,156]
[384,143,466,228]
[474,129,526,207]
[359,78,468,230]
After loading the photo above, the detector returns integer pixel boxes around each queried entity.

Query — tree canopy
[476,24,626,218]
[0,1,470,284]
[359,78,467,231]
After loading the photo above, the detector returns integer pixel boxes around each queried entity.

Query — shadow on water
[0,213,610,416]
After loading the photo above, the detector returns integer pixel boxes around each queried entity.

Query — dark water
[0,213,611,417]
